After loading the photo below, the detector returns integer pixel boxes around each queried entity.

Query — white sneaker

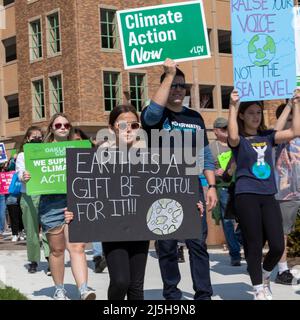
[18,232,25,241]
[263,278,273,300]
[19,231,26,241]
[11,235,18,242]
[80,289,96,300]
[254,290,267,300]
[53,288,69,300]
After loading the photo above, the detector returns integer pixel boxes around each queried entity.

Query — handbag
[8,172,22,195]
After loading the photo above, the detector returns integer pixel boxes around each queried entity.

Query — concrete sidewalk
[0,248,299,300]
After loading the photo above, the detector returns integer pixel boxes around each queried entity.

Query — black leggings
[102,241,149,300]
[235,194,284,286]
[7,204,23,236]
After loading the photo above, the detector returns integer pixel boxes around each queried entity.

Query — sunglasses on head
[170,83,186,90]
[54,123,71,130]
[116,121,140,131]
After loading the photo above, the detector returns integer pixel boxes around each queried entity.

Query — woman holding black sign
[66,105,150,300]
[65,105,205,300]
[36,113,95,300]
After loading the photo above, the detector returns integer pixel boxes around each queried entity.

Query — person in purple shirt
[228,89,300,300]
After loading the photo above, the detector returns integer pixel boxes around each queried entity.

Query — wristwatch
[208,184,217,189]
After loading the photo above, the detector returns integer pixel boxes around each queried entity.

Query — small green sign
[217,150,232,171]
[24,140,91,195]
[117,0,211,69]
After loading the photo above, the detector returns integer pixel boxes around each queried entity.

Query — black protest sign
[67,148,202,242]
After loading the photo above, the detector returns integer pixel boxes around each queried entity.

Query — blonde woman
[28,113,95,300]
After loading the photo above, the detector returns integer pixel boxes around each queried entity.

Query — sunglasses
[116,121,140,131]
[54,123,71,130]
[170,83,186,90]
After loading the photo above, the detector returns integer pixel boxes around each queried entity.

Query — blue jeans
[92,242,103,258]
[219,188,241,261]
[157,209,212,300]
[0,195,6,233]
[39,194,67,233]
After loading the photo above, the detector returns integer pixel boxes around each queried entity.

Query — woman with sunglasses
[65,105,205,300]
[39,113,95,300]
[65,105,150,300]
[228,90,300,300]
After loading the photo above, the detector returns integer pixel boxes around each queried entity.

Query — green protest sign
[217,150,232,171]
[24,140,91,195]
[117,0,210,69]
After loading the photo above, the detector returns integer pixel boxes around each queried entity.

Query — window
[221,86,234,109]
[49,74,63,114]
[199,85,214,109]
[207,28,213,51]
[218,30,232,54]
[2,36,17,63]
[103,71,121,111]
[3,0,14,6]
[29,19,42,61]
[32,79,45,119]
[47,12,60,56]
[129,73,147,112]
[100,9,119,49]
[5,94,19,119]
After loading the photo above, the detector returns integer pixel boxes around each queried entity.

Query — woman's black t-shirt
[230,130,277,195]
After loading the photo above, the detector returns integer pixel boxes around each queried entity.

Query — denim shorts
[39,194,67,233]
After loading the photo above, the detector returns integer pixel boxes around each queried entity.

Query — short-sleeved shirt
[275,137,300,200]
[141,104,209,148]
[230,130,277,195]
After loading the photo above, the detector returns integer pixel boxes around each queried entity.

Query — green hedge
[287,210,300,258]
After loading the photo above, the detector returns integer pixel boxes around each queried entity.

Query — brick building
[2,0,298,146]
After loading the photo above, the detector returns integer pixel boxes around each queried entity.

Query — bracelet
[208,184,217,189]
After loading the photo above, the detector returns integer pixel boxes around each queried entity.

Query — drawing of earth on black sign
[146,199,183,235]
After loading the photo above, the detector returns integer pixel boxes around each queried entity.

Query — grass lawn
[0,285,27,300]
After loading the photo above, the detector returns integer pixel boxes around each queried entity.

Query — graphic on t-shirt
[163,119,172,131]
[252,142,271,179]
[162,119,202,132]
[146,199,183,235]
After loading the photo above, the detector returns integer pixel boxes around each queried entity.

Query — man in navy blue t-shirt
[141,58,217,300]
